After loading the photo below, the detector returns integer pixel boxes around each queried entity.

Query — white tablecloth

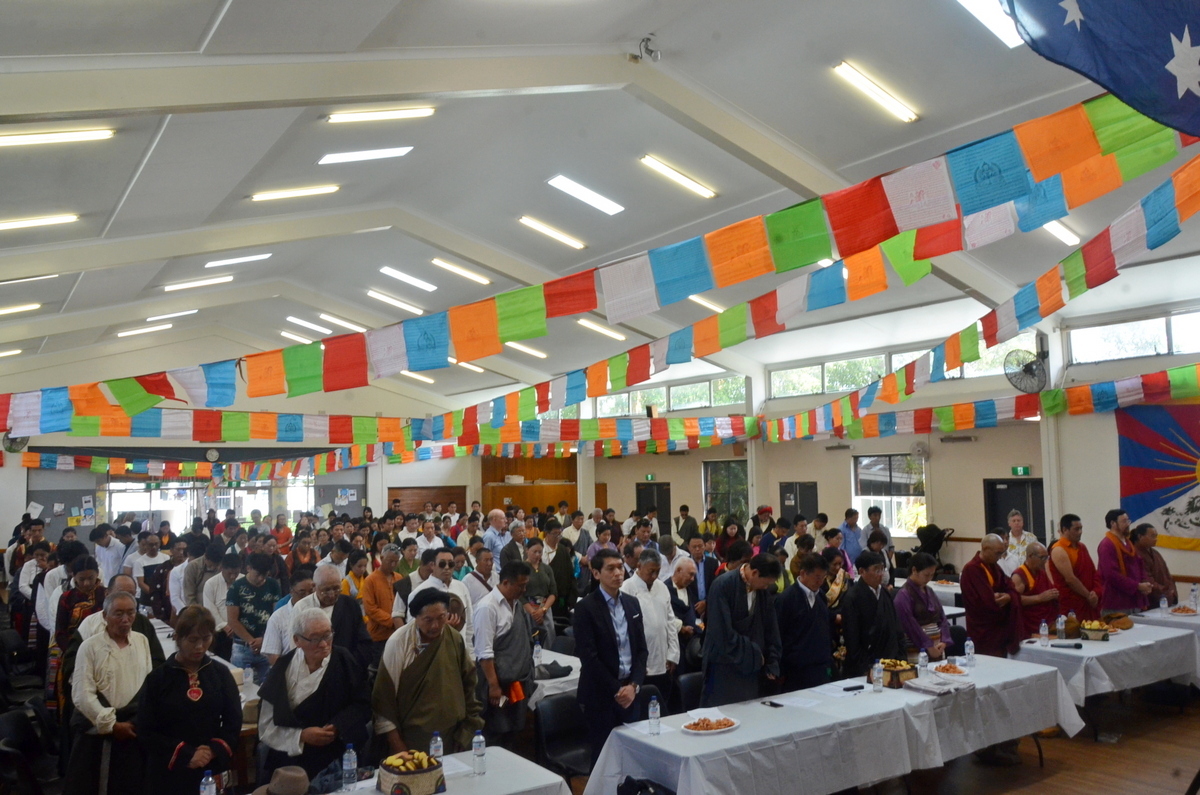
[527,650,581,710]
[1011,623,1200,705]
[928,582,962,607]
[354,747,569,795]
[944,605,965,624]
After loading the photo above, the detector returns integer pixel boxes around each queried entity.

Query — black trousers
[582,690,642,767]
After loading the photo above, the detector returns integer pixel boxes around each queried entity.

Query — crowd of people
[1,498,1178,791]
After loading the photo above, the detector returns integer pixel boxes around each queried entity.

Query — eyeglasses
[298,633,333,645]
[436,560,455,569]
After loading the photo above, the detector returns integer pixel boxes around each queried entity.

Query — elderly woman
[51,555,105,713]
[821,527,857,578]
[259,608,371,789]
[893,552,952,663]
[1133,523,1178,606]
[137,606,242,795]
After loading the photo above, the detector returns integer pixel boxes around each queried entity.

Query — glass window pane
[824,355,884,392]
[963,331,1037,378]
[703,460,748,524]
[1172,312,1200,354]
[890,350,923,371]
[631,387,666,415]
[711,376,746,406]
[770,366,822,398]
[1069,319,1167,364]
[670,382,711,410]
[559,403,580,420]
[596,394,629,417]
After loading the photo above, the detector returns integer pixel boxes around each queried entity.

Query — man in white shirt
[621,549,680,704]
[263,569,316,665]
[167,538,192,618]
[472,560,533,745]
[561,511,594,555]
[89,525,125,586]
[1000,509,1031,577]
[783,515,812,562]
[553,501,572,529]
[656,536,685,583]
[203,553,243,660]
[317,539,351,577]
[464,548,498,607]
[581,508,604,536]
[860,507,894,564]
[481,509,511,562]
[396,513,421,544]
[249,509,271,535]
[409,548,475,651]
[416,520,446,554]
[444,501,461,529]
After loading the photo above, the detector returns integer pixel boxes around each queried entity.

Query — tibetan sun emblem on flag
[1118,404,1200,549]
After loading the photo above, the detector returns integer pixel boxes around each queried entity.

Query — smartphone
[497,696,509,708]
[761,700,783,708]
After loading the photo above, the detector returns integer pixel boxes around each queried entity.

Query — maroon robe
[1014,564,1058,637]
[961,553,1022,657]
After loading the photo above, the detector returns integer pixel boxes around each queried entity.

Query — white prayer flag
[775,273,810,325]
[993,300,1020,344]
[599,254,660,324]
[168,367,208,407]
[963,203,1016,250]
[304,415,329,443]
[9,391,41,437]
[160,410,193,439]
[1109,206,1148,268]
[881,157,958,231]
[366,324,408,379]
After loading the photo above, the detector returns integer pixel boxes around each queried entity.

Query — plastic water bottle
[200,771,217,795]
[964,638,976,668]
[648,695,661,735]
[917,649,928,677]
[1161,596,1170,616]
[872,659,884,692]
[1056,614,1066,639]
[1191,584,1198,611]
[429,731,443,760]
[341,743,357,791]
[1039,619,1050,647]
[243,666,253,687]
[472,730,486,775]
[532,641,543,667]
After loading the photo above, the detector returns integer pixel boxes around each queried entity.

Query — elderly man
[1011,542,1059,637]
[373,589,484,755]
[499,522,527,568]
[685,535,719,620]
[65,591,153,795]
[263,569,317,665]
[1097,508,1152,614]
[701,553,782,706]
[562,511,594,557]
[1000,509,1032,577]
[293,564,371,667]
[464,547,498,607]
[657,535,685,583]
[775,552,832,690]
[393,549,437,627]
[363,544,402,661]
[259,608,370,784]
[841,550,904,677]
[1048,513,1101,621]
[410,548,475,651]
[962,534,1022,658]
[621,549,681,705]
[1134,523,1177,606]
[473,561,535,748]
[482,509,512,562]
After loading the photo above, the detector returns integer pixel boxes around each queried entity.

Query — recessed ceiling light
[448,356,486,374]
[578,318,626,341]
[639,156,716,199]
[319,147,413,165]
[287,316,333,335]
[401,370,435,384]
[518,216,585,250]
[1043,220,1080,246]
[834,62,918,122]
[117,323,172,337]
[327,108,435,123]
[367,290,423,315]
[146,309,198,322]
[281,330,313,345]
[431,258,490,285]
[1023,415,1041,422]
[547,175,624,215]
[380,266,437,292]
[0,303,40,316]
[688,295,725,313]
[0,129,113,147]
[250,185,338,202]
[164,275,233,292]
[354,226,393,234]
[0,274,58,287]
[955,0,1024,48]
[205,253,271,268]
[0,214,78,231]
[0,349,20,358]
[505,341,548,359]
[818,258,834,267]
[319,314,367,333]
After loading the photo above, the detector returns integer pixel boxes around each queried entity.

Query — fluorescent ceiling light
[578,318,626,341]
[250,185,338,202]
[639,155,716,199]
[1023,415,1041,422]
[319,146,413,165]
[955,0,1025,48]
[319,313,366,333]
[842,266,850,279]
[818,258,834,267]
[834,62,919,122]
[0,129,113,147]
[0,349,20,358]
[164,275,233,292]
[354,226,393,234]
[287,316,333,335]
[505,341,548,359]
[205,253,271,268]
[0,303,40,316]
[518,216,585,249]
[146,309,197,322]
[0,214,78,231]
[367,290,423,315]
[380,266,437,292]
[1043,220,1080,246]
[547,175,624,215]
[689,295,725,313]
[401,370,435,384]
[448,356,486,374]
[117,323,172,337]
[0,274,58,287]
[281,331,313,345]
[327,108,435,123]
[431,258,490,285]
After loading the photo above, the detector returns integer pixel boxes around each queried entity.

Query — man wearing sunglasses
[409,548,476,652]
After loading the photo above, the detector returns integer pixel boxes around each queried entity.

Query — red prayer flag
[328,416,354,444]
[192,410,222,443]
[913,408,934,435]
[164,462,181,479]
[322,333,370,392]
[1014,394,1041,419]
[822,176,900,258]
[749,291,786,338]
[912,206,963,259]
[134,373,177,400]
[980,310,1000,348]
[1183,133,1200,147]
[560,419,580,440]
[1081,228,1118,289]
[651,418,669,439]
[627,345,652,386]
[535,382,551,413]
[544,270,598,317]
[730,416,746,436]
[1141,371,1172,402]
[0,393,10,431]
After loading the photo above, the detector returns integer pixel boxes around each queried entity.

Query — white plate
[681,717,741,735]
[933,668,969,677]
[1170,609,1200,617]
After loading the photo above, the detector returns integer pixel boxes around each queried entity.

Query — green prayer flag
[764,199,832,273]
[718,304,748,348]
[314,455,327,475]
[839,396,853,423]
[1114,128,1178,182]
[181,461,197,477]
[933,406,956,432]
[1168,365,1200,399]
[479,424,500,445]
[69,415,101,437]
[1083,95,1167,155]
[387,455,404,465]
[744,417,759,438]
[1040,389,1067,416]
[518,388,537,421]
[880,230,933,286]
[221,412,250,442]
[495,285,547,342]
[799,414,810,437]
[960,323,981,363]
[766,422,778,442]
[608,354,628,392]
[352,416,379,445]
[845,418,864,439]
[580,419,600,441]
[89,456,109,474]
[283,343,323,397]
[1061,250,1088,300]
[646,440,659,454]
[699,436,713,448]
[104,378,162,417]
[451,410,464,438]
[667,418,686,440]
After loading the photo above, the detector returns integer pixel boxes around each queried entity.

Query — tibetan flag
[822,176,899,258]
[105,378,162,417]
[692,315,721,358]
[1081,228,1119,289]
[496,285,547,342]
[704,216,774,288]
[718,304,748,349]
[322,333,370,392]
[749,291,785,338]
[402,312,451,372]
[648,237,714,306]
[1035,268,1066,316]
[1012,104,1101,182]
[245,350,286,397]
[764,199,832,272]
[283,343,323,397]
[806,262,846,311]
[844,247,888,301]
[586,361,608,398]
[134,373,177,401]
[879,230,932,286]
[544,269,598,317]
[627,345,652,386]
[200,360,237,407]
[449,299,502,362]
[912,208,963,259]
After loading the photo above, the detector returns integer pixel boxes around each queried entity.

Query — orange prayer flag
[1172,156,1200,222]
[682,418,700,437]
[944,334,962,371]
[100,413,131,436]
[704,217,775,288]
[505,392,520,425]
[195,462,211,478]
[249,413,277,440]
[844,246,888,301]
[862,414,880,438]
[831,399,843,428]
[69,383,120,417]
[586,361,608,398]
[692,316,721,358]
[245,350,286,398]
[1061,153,1123,209]
[1013,104,1101,183]
[500,422,521,444]
[952,402,975,430]
[21,452,38,468]
[109,457,128,474]
[878,373,899,404]
[1035,268,1066,316]
[378,418,404,443]
[448,299,502,362]
[597,418,618,439]
[1066,385,1094,415]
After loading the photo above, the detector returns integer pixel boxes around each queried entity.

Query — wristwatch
[634,684,641,695]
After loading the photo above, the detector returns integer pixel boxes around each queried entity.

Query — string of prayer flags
[946,131,1031,216]
[1012,104,1101,183]
[449,300,502,362]
[104,378,163,417]
[880,157,958,232]
[134,373,176,401]
[1081,229,1119,289]
[692,315,721,358]
[1034,268,1066,317]
[282,343,323,397]
[704,217,775,288]
[648,237,714,306]
[402,312,450,372]
[600,254,659,324]
[879,231,932,287]
[199,361,237,407]
[821,176,899,258]
[764,199,832,273]
[496,285,547,342]
[245,350,286,398]
[544,270,598,317]
[806,262,847,311]
[627,345,652,386]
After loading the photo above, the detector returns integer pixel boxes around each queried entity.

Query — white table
[1011,623,1200,706]
[527,650,581,710]
[353,747,570,795]
[1133,610,1200,682]
[928,582,962,607]
[944,605,965,625]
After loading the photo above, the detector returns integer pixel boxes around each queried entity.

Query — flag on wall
[1117,403,1200,550]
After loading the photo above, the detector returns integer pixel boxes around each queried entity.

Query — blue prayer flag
[974,400,998,428]
[402,312,450,372]
[565,370,587,405]
[945,131,1030,216]
[39,387,72,434]
[201,360,237,407]
[1013,282,1043,329]
[1141,180,1181,249]
[130,408,163,438]
[648,237,715,306]
[1013,174,1067,232]
[666,327,693,364]
[807,262,847,311]
[277,415,304,443]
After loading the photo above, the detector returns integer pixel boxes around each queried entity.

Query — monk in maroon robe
[961,534,1022,657]
[1011,542,1059,637]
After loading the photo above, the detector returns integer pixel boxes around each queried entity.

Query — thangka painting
[1118,404,1200,551]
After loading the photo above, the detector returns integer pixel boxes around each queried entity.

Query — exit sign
[645,474,655,481]
[1012,466,1031,476]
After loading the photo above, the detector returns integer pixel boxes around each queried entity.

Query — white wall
[0,460,27,526]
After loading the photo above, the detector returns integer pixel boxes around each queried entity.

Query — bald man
[1011,542,1059,637]
[481,509,512,562]
[961,534,1022,658]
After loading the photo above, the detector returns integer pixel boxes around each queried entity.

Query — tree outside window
[704,460,748,525]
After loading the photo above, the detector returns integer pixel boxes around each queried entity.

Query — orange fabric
[944,334,962,371]
[862,414,880,438]
[704,216,775,288]
[195,462,211,478]
[597,418,617,438]
[69,383,121,417]
[1172,156,1200,222]
[1104,531,1136,578]
[682,418,700,437]
[1035,268,1066,316]
[692,316,721,357]
[1053,537,1080,567]
[361,568,400,641]
[586,361,608,397]
[1066,385,1094,415]
[1018,564,1036,591]
[831,398,843,428]
[21,452,38,468]
[449,299,502,362]
[1013,104,1101,182]
[844,246,888,301]
[108,457,127,474]
[500,422,521,444]
[982,564,995,589]
[878,373,899,404]
[1061,153,1123,209]
[245,350,286,397]
[100,414,131,436]
[377,417,405,443]
[953,402,975,429]
[249,412,277,440]
[505,392,520,424]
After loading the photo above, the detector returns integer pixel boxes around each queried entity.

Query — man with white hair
[621,549,681,704]
[581,508,604,537]
[482,509,512,561]
[258,608,370,784]
[293,564,371,667]
[409,547,475,651]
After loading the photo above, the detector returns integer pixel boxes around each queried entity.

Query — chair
[673,672,703,714]
[550,635,575,656]
[0,630,36,673]
[534,693,592,779]
[0,709,46,795]
[23,695,58,756]
[946,624,967,657]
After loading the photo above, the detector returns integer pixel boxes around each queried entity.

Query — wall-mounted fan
[2,433,28,454]
[1004,349,1048,394]
[909,440,930,461]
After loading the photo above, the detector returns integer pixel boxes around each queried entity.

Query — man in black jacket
[573,549,648,765]
[700,553,782,707]
[775,552,832,690]
[685,535,720,620]
[840,550,904,677]
[296,564,372,668]
[541,521,577,626]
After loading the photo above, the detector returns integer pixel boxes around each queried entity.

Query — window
[889,350,924,371]
[596,393,629,417]
[711,376,746,406]
[1069,318,1168,364]
[704,460,748,525]
[631,387,666,416]
[963,330,1036,378]
[853,454,926,535]
[771,365,822,398]
[825,355,884,392]
[537,404,581,421]
[670,381,711,410]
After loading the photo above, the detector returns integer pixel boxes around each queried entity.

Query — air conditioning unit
[504,475,525,484]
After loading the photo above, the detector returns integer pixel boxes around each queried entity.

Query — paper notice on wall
[25,501,43,519]
[347,490,357,501]
[53,503,65,517]
[66,516,82,527]
[319,503,334,517]
[81,495,95,525]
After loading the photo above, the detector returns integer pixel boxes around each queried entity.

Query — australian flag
[1003,1,1200,136]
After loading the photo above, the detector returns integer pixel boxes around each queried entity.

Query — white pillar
[576,448,596,513]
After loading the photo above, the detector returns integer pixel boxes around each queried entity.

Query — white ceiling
[0,0,1196,417]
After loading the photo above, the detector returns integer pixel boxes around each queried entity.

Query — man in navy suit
[774,552,833,690]
[685,536,720,620]
[573,548,648,765]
